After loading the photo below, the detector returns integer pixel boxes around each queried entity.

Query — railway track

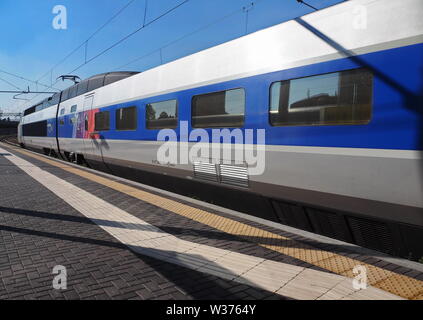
[0,134,19,147]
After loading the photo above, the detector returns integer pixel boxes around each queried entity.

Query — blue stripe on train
[56,42,423,150]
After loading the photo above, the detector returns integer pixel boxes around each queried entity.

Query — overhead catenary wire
[8,0,265,111]
[23,0,190,108]
[0,69,59,91]
[0,90,56,94]
[114,0,263,71]
[17,0,138,109]
[67,0,190,75]
[35,0,137,85]
[0,76,23,91]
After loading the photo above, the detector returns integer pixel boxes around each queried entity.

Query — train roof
[23,71,139,116]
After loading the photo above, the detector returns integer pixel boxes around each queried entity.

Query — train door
[82,94,103,165]
[17,121,23,146]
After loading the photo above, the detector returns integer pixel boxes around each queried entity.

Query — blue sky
[0,0,344,114]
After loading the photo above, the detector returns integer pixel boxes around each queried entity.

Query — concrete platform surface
[0,142,422,300]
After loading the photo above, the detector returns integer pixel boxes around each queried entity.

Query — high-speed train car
[18,0,423,259]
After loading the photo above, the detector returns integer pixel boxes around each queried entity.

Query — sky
[0,0,345,115]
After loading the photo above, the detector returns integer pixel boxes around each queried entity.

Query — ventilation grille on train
[347,216,394,255]
[272,202,312,232]
[307,208,353,243]
[220,164,249,188]
[271,199,399,257]
[193,162,219,182]
[193,162,249,188]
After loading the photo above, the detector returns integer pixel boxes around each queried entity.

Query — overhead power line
[6,0,150,114]
[35,0,137,84]
[67,0,190,75]
[243,2,255,34]
[114,0,263,71]
[0,90,56,94]
[0,76,23,91]
[27,0,189,105]
[0,69,59,91]
[21,0,138,107]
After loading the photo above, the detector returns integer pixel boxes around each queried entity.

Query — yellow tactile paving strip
[8,146,423,300]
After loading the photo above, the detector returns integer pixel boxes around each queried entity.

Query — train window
[77,80,89,96]
[68,85,78,100]
[60,108,65,116]
[22,120,48,137]
[34,103,43,112]
[70,105,77,113]
[24,106,36,116]
[116,106,137,131]
[87,75,104,92]
[192,88,245,128]
[50,93,60,106]
[146,99,178,130]
[61,88,70,102]
[42,99,50,109]
[104,73,129,86]
[269,68,373,126]
[94,111,110,131]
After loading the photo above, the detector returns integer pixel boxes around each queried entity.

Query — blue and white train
[18,0,423,259]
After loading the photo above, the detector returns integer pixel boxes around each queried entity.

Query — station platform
[0,141,422,300]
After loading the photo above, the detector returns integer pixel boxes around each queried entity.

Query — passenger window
[61,89,70,102]
[68,85,78,99]
[77,81,89,96]
[50,93,60,106]
[22,120,48,137]
[70,105,77,113]
[192,88,245,128]
[94,111,110,131]
[116,106,137,131]
[269,68,373,126]
[42,99,50,109]
[60,108,65,116]
[87,76,104,92]
[24,107,35,116]
[146,100,178,129]
[104,73,128,86]
[35,103,43,112]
